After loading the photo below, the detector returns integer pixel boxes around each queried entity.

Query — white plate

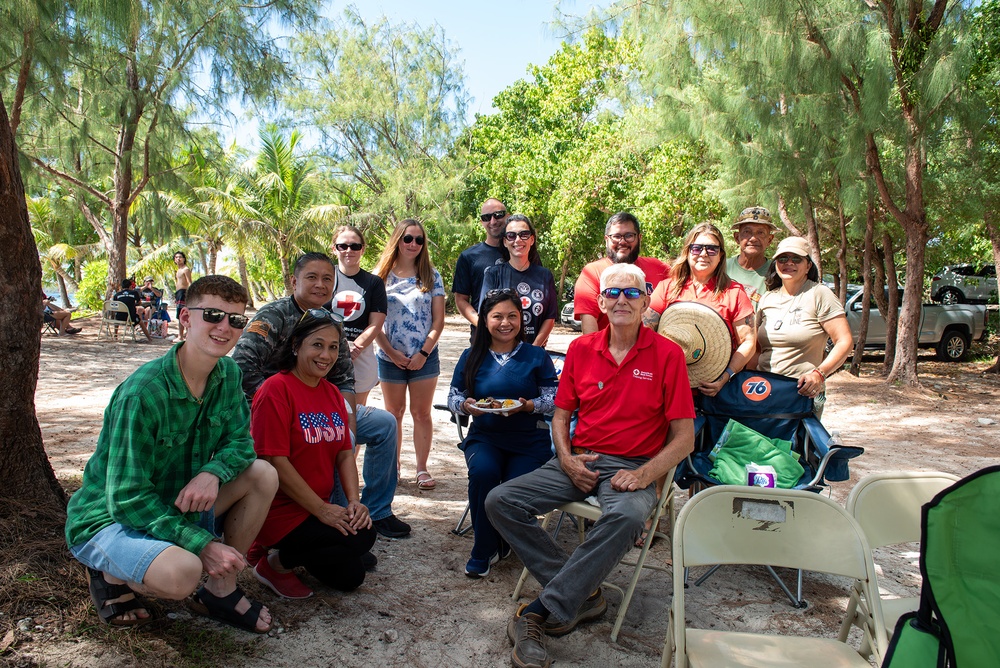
[473,400,523,414]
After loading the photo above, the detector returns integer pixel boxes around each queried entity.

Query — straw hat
[657,301,732,387]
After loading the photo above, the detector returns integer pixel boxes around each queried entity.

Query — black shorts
[175,289,187,318]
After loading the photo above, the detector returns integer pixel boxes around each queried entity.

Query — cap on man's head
[733,206,777,230]
[144,276,154,283]
[774,236,811,258]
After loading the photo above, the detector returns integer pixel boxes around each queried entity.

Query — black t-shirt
[113,289,141,322]
[452,242,505,312]
[480,263,558,345]
[325,268,388,342]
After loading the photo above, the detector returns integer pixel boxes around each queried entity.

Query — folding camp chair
[882,465,1000,668]
[98,300,139,342]
[434,351,567,537]
[678,369,864,606]
[511,467,677,642]
[836,471,959,653]
[662,486,887,668]
[41,311,59,335]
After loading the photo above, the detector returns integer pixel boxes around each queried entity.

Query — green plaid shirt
[65,344,256,555]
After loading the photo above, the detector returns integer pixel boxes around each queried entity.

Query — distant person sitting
[149,303,171,338]
[42,293,80,335]
[113,279,153,342]
[139,276,164,322]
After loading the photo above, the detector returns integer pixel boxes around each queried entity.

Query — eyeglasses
[485,288,519,299]
[480,210,507,222]
[187,307,249,329]
[298,307,343,326]
[775,255,805,265]
[401,234,424,245]
[503,230,533,241]
[601,287,644,300]
[689,243,720,256]
[606,232,638,243]
[335,242,363,251]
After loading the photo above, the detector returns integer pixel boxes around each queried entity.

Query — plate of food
[473,397,522,413]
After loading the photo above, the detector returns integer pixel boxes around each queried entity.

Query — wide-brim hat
[657,301,732,387]
[733,206,778,230]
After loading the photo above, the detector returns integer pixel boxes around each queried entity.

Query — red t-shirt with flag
[555,326,695,459]
[251,371,351,546]
[574,256,670,331]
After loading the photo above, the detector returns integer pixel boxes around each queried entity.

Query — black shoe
[373,514,411,538]
[361,551,377,572]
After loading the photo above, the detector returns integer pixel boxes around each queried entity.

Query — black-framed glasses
[606,232,638,243]
[775,255,805,265]
[335,242,363,251]
[689,243,720,256]
[503,230,533,241]
[601,287,644,300]
[485,288,519,299]
[401,234,425,245]
[298,307,343,326]
[187,307,249,329]
[480,210,507,222]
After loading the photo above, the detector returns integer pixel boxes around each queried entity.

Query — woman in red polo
[643,222,755,396]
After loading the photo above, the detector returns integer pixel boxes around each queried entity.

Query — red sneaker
[246,541,267,567]
[254,557,313,599]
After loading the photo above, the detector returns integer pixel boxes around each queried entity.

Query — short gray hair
[599,263,646,292]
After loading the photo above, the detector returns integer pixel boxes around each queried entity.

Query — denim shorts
[378,347,440,384]
[69,510,223,583]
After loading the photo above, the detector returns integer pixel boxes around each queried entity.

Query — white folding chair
[663,486,887,668]
[836,471,959,652]
[98,300,138,342]
[512,468,677,643]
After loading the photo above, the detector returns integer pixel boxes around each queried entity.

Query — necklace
[176,351,203,405]
[772,287,805,331]
[489,341,522,367]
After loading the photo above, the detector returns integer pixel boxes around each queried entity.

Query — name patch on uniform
[633,368,654,381]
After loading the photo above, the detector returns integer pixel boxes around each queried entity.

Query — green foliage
[77,260,109,310]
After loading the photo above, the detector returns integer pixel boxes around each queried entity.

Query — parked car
[844,287,987,362]
[931,264,998,305]
[560,302,581,331]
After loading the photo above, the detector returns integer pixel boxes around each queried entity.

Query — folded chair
[511,466,677,643]
[662,486,887,668]
[836,471,959,653]
[882,465,1000,668]
[679,369,864,606]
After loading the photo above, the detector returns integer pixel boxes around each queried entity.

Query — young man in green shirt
[65,275,278,632]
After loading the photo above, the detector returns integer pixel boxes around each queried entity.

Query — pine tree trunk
[0,90,66,509]
[837,199,849,305]
[850,199,877,376]
[883,232,900,376]
[984,210,1000,374]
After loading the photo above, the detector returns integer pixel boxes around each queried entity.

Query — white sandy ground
[18,314,1000,667]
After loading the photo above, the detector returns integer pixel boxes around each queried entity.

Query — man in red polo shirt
[487,263,694,668]
[573,212,670,334]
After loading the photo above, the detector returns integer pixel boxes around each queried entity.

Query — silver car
[931,264,997,305]
[560,302,581,331]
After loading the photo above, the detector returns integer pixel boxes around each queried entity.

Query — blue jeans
[464,439,552,561]
[485,454,655,624]
[330,404,398,521]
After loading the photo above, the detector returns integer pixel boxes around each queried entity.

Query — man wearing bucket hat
[488,263,694,668]
[727,206,777,310]
[573,212,670,334]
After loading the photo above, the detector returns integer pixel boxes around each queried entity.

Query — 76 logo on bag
[741,377,772,402]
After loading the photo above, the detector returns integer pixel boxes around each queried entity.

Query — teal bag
[706,419,804,488]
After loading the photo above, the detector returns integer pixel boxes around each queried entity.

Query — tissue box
[746,463,776,488]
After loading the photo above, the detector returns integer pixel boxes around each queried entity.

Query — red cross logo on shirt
[337,294,362,317]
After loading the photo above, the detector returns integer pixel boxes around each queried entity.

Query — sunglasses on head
[689,243,720,256]
[485,288,519,299]
[504,230,533,241]
[335,242,363,251]
[187,307,249,329]
[601,287,644,299]
[298,307,343,326]
[775,255,805,265]
[401,234,424,245]
[480,210,507,222]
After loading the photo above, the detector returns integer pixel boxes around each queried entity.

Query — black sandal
[87,568,152,627]
[189,585,272,634]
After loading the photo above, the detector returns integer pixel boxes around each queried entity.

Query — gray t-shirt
[726,257,768,311]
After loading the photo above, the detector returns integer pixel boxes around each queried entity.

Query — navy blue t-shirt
[480,263,558,345]
[452,242,505,313]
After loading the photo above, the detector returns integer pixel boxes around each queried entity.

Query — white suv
[931,264,997,305]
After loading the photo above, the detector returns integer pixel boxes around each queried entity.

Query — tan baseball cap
[774,236,811,258]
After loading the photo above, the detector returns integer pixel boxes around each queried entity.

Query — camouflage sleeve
[325,335,356,394]
[232,308,285,401]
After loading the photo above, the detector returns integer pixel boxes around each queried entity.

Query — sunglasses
[601,287,644,300]
[689,243,721,256]
[504,230,533,241]
[480,210,507,222]
[298,307,344,326]
[401,234,424,246]
[775,255,805,265]
[606,232,638,243]
[485,288,519,299]
[187,307,249,329]
[335,242,363,251]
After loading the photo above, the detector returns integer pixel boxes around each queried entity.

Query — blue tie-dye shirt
[377,270,445,359]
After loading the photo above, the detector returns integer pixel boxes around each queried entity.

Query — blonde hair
[373,219,436,293]
[668,222,730,300]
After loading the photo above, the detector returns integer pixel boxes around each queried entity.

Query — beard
[607,244,640,264]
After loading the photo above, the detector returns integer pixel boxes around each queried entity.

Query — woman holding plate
[448,290,558,578]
